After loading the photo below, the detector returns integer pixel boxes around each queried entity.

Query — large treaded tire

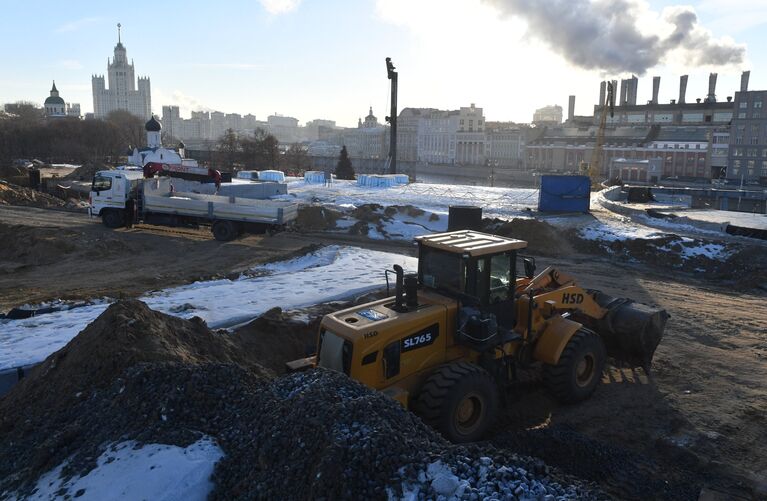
[212,220,239,241]
[544,329,606,403]
[102,209,124,229]
[414,362,499,443]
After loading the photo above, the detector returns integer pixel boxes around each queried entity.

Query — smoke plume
[483,0,745,74]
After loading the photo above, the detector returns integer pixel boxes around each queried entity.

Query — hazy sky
[1,0,765,126]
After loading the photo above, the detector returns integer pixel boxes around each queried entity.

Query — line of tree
[0,103,145,165]
[214,127,310,173]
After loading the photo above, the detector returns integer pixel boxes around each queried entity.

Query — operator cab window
[489,253,512,302]
[92,176,112,192]
[419,247,465,296]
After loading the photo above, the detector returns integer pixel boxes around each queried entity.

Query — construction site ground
[1,203,766,499]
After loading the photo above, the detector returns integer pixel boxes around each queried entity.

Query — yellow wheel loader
[288,231,668,443]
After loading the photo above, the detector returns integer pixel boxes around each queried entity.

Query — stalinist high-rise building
[92,24,151,119]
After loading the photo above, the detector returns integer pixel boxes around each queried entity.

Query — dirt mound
[62,162,111,181]
[0,181,67,208]
[0,223,147,274]
[568,228,767,279]
[0,223,78,272]
[0,300,272,494]
[294,205,343,231]
[231,307,319,372]
[0,300,270,423]
[485,217,574,255]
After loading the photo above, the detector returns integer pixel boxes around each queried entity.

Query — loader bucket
[592,292,668,370]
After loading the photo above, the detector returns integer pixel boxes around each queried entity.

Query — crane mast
[589,81,614,187]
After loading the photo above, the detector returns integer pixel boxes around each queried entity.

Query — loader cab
[415,231,528,331]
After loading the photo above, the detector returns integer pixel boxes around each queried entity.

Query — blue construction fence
[538,175,591,213]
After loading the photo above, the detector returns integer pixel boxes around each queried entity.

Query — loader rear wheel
[544,329,606,403]
[414,362,498,443]
[212,220,238,241]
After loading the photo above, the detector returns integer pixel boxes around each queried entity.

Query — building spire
[117,23,121,43]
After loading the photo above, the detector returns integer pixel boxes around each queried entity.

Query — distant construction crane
[385,57,398,175]
[584,81,614,187]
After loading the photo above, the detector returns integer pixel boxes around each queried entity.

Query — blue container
[538,175,591,213]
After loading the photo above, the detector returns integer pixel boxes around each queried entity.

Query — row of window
[731,159,767,176]
[739,101,763,109]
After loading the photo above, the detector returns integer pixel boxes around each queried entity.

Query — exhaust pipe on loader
[592,291,669,370]
[392,264,418,312]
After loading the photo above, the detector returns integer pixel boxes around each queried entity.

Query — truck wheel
[102,209,124,229]
[414,362,498,443]
[544,329,606,403]
[212,220,238,241]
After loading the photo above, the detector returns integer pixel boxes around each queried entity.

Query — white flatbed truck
[89,168,298,241]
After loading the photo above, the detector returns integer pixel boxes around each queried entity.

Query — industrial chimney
[652,76,660,105]
[619,79,628,106]
[706,73,718,103]
[599,81,606,107]
[679,75,688,104]
[741,70,750,92]
[568,95,575,122]
[628,75,638,106]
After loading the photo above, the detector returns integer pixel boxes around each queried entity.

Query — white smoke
[483,0,745,74]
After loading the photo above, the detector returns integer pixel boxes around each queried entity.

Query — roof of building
[145,116,162,131]
[44,96,65,105]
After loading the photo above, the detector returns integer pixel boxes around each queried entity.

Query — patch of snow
[21,437,222,501]
[279,179,538,218]
[0,246,416,370]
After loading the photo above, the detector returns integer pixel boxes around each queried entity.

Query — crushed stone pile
[0,181,67,208]
[0,300,601,500]
[212,369,601,500]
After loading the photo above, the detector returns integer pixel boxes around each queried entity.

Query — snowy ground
[17,437,222,501]
[0,246,416,370]
[570,212,734,261]
[280,179,539,219]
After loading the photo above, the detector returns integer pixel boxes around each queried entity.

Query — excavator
[288,230,667,442]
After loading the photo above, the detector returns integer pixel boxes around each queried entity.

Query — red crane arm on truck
[142,162,222,188]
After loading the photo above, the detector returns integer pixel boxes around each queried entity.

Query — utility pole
[385,57,398,175]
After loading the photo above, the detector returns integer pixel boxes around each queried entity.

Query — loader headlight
[317,330,352,375]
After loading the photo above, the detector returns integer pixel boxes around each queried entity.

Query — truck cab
[89,168,144,227]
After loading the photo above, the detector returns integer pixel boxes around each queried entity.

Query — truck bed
[142,179,298,225]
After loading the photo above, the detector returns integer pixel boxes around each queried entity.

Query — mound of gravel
[213,369,601,500]
[1,301,603,499]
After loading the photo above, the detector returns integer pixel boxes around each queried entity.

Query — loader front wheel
[544,329,606,403]
[414,362,498,443]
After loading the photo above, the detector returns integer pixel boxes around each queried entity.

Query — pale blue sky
[1,0,765,126]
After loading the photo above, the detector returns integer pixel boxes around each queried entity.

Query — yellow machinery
[581,80,614,188]
[288,231,667,442]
